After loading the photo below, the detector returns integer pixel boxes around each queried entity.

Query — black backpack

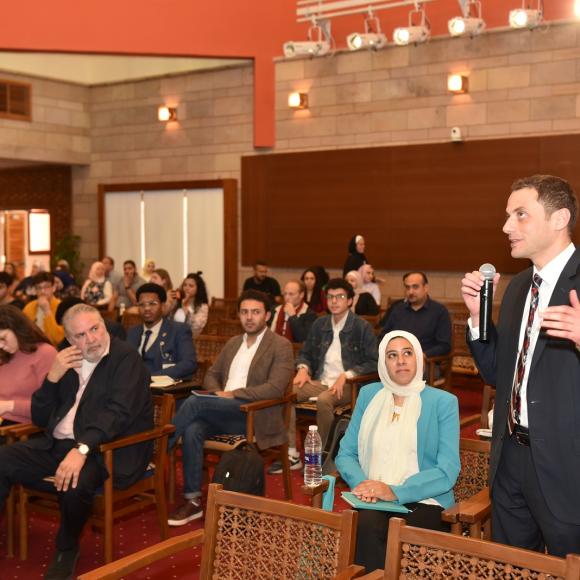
[212,443,265,496]
[321,414,351,475]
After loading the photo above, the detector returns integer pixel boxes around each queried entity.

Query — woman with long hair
[172,272,209,337]
[150,268,176,315]
[0,305,56,425]
[300,267,327,314]
[80,261,113,309]
[142,258,156,282]
[336,331,460,572]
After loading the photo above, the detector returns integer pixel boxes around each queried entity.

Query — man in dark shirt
[378,271,451,357]
[242,261,282,302]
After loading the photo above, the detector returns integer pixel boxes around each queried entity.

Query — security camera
[451,126,463,142]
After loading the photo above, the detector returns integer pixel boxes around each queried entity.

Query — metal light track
[296,0,436,23]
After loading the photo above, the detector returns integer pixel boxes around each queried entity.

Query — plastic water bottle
[304,425,323,487]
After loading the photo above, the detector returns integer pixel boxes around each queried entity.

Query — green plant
[52,234,83,277]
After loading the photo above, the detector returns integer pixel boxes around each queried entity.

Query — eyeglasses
[137,300,160,308]
[326,293,347,302]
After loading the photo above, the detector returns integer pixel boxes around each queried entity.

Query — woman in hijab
[345,271,379,316]
[359,264,381,306]
[336,330,460,572]
[342,234,367,276]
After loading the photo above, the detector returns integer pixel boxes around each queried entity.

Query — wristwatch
[76,443,90,456]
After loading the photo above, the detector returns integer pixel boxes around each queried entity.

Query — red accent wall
[0,0,574,148]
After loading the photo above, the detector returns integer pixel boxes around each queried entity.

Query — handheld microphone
[479,263,496,343]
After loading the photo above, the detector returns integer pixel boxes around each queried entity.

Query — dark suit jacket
[29,337,153,489]
[127,319,197,380]
[469,249,580,523]
[204,329,293,450]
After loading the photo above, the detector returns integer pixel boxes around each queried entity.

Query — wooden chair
[210,297,238,319]
[216,317,243,337]
[12,394,175,563]
[190,334,230,386]
[460,384,496,430]
[425,353,453,391]
[120,309,141,330]
[78,483,362,580]
[202,381,296,500]
[305,437,491,540]
[441,437,491,538]
[295,373,380,447]
[347,517,580,580]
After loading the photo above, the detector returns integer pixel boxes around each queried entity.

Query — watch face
[77,444,89,455]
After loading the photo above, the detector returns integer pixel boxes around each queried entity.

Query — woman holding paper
[335,330,460,572]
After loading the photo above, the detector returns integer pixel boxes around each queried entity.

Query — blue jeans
[170,395,247,498]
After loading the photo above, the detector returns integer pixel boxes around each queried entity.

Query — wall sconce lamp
[158,106,177,122]
[448,74,469,94]
[288,92,309,109]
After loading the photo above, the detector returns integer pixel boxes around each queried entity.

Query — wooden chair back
[360,313,380,329]
[210,297,238,319]
[454,438,491,503]
[78,483,361,580]
[194,334,229,364]
[121,310,141,330]
[216,318,243,337]
[201,484,357,579]
[382,518,580,579]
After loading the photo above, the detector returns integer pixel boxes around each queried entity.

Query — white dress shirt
[139,319,163,354]
[53,339,111,441]
[469,242,575,427]
[224,327,267,392]
[320,314,352,386]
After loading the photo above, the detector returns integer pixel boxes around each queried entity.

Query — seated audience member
[53,260,77,296]
[168,290,293,525]
[127,283,197,381]
[359,264,381,306]
[345,271,380,316]
[343,234,367,277]
[378,272,451,358]
[242,261,281,302]
[0,272,25,309]
[80,261,113,309]
[56,297,126,346]
[23,272,64,346]
[14,260,44,302]
[142,258,156,282]
[4,262,20,295]
[150,268,176,316]
[171,272,209,337]
[114,260,145,310]
[301,267,327,314]
[0,306,57,425]
[101,256,122,288]
[270,278,377,474]
[336,331,460,572]
[270,280,316,343]
[0,304,153,580]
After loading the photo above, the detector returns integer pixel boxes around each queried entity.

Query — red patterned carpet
[0,384,483,579]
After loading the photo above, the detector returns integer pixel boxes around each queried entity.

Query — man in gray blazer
[167,289,293,526]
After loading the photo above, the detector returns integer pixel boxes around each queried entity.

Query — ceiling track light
[393,2,431,46]
[509,0,543,29]
[283,18,332,58]
[448,0,485,37]
[347,11,387,51]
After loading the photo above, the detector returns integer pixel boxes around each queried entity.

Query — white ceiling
[0,52,249,85]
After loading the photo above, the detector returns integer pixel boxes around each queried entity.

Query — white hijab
[358,331,425,486]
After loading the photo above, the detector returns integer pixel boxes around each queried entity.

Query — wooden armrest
[301,479,330,497]
[239,393,294,412]
[441,503,461,524]
[457,487,491,523]
[3,423,43,439]
[340,569,383,580]
[99,424,175,452]
[459,413,481,428]
[425,354,452,364]
[77,529,204,580]
[347,373,379,386]
[333,564,367,579]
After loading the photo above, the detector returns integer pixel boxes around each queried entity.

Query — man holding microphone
[461,174,580,556]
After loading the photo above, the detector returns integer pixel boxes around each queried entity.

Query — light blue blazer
[335,383,460,509]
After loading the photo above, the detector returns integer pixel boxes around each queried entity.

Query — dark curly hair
[179,272,209,310]
[0,305,51,365]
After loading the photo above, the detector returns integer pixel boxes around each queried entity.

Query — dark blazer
[469,249,580,524]
[204,329,293,450]
[29,337,153,489]
[127,319,197,380]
